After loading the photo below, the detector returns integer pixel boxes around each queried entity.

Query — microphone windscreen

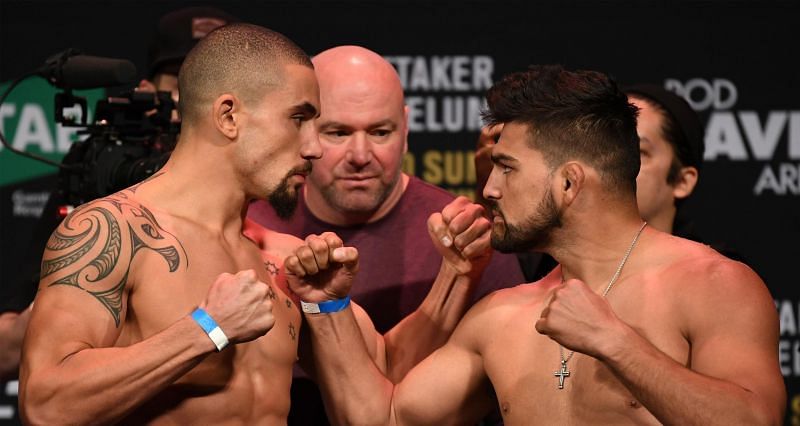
[59,55,137,89]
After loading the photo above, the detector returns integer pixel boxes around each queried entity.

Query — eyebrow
[318,119,397,131]
[490,152,519,164]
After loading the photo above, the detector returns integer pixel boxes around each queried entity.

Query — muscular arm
[381,262,478,382]
[19,199,215,424]
[0,308,30,380]
[381,197,492,381]
[601,261,785,425]
[20,197,273,424]
[306,300,496,426]
[274,197,493,383]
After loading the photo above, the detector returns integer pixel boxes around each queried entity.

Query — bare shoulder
[242,218,302,261]
[38,189,187,327]
[648,233,775,330]
[658,234,767,295]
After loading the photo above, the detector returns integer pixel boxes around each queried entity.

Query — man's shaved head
[178,23,312,124]
[312,45,404,109]
[303,45,409,223]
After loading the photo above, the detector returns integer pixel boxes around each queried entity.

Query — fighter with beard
[20,24,494,424]
[295,64,785,425]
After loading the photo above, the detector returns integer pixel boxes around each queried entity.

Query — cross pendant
[554,359,570,389]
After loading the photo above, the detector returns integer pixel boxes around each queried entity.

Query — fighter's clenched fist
[200,269,275,344]
[285,232,359,303]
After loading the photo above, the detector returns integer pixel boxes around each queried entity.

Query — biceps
[20,288,125,385]
[690,316,784,401]
[393,343,493,425]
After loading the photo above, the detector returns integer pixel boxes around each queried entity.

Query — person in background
[247,45,525,424]
[138,6,238,105]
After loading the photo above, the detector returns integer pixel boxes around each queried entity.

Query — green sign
[0,78,103,186]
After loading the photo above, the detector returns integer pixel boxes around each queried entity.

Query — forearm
[21,315,215,425]
[384,262,475,381]
[307,307,397,426]
[0,310,29,380]
[602,326,782,425]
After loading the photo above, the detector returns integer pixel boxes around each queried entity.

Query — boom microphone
[38,49,137,89]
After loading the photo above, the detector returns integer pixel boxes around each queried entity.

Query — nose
[345,132,372,168]
[300,126,323,160]
[483,168,502,201]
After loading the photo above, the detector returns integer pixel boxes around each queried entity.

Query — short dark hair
[483,64,640,195]
[178,23,312,124]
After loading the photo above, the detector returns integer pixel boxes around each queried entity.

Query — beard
[268,161,312,219]
[319,169,400,214]
[490,186,562,253]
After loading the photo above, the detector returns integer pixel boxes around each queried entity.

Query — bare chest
[483,287,687,425]
[115,235,302,421]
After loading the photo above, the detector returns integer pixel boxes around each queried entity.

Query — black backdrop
[1,1,798,424]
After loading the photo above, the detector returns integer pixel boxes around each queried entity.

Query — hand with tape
[197,269,275,348]
[428,196,492,279]
[284,232,359,310]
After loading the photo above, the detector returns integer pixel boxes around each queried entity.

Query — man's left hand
[535,279,627,359]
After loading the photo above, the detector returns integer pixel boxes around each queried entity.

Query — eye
[370,129,391,137]
[291,115,305,126]
[323,130,350,139]
[496,163,512,175]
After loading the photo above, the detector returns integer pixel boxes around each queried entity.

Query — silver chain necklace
[553,221,647,390]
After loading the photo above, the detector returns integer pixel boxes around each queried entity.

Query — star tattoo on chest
[264,260,279,275]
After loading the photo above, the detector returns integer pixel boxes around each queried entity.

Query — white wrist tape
[191,308,229,351]
[300,295,351,314]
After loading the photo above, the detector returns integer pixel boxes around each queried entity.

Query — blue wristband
[191,308,229,351]
[300,295,351,314]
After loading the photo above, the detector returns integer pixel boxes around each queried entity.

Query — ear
[402,105,410,154]
[213,94,239,141]
[672,166,699,200]
[558,162,586,207]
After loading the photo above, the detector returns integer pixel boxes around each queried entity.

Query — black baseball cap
[147,6,239,78]
[624,84,705,170]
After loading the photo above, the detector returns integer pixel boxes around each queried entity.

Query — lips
[337,175,377,181]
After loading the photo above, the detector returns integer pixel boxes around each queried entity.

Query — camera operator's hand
[199,270,275,344]
[137,79,157,93]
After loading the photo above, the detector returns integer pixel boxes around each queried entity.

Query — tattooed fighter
[19,23,492,424]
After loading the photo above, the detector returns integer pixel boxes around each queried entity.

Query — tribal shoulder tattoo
[41,187,187,326]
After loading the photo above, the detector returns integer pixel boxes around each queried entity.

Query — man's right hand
[285,232,359,303]
[200,270,275,344]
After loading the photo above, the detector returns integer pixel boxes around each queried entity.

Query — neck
[548,205,648,293]
[134,133,248,234]
[304,173,409,226]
